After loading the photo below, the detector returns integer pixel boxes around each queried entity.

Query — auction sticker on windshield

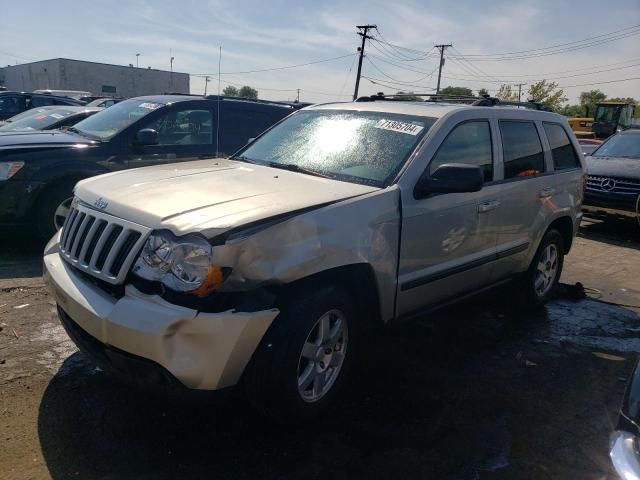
[139,102,161,110]
[375,119,424,135]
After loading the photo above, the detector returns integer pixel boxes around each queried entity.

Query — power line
[441,61,640,84]
[449,24,640,58]
[210,76,350,97]
[192,53,356,76]
[558,76,640,88]
[365,57,436,85]
[362,75,436,91]
[442,57,640,79]
[367,53,438,75]
[450,28,640,62]
[339,54,358,97]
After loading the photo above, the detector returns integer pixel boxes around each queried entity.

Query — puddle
[545,299,640,353]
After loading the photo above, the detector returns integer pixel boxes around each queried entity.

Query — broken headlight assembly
[132,231,228,297]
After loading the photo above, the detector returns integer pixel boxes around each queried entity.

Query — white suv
[44,97,584,417]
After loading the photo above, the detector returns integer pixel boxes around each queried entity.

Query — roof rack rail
[355,92,550,111]
[204,95,311,108]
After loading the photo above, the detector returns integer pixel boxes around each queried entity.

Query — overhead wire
[449,24,640,58]
[449,28,640,61]
[365,57,437,85]
[192,53,357,76]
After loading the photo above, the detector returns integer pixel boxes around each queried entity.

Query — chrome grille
[59,201,150,284]
[586,175,640,195]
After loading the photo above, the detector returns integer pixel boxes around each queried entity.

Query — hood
[0,130,96,150]
[75,159,379,235]
[586,155,640,180]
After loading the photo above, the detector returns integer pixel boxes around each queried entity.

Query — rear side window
[31,96,57,107]
[500,121,545,179]
[543,123,581,170]
[429,120,493,182]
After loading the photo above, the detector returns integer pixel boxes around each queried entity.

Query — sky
[1,0,639,104]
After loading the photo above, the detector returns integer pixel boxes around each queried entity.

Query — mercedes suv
[43,96,585,417]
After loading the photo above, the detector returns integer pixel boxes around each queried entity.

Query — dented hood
[74,159,378,235]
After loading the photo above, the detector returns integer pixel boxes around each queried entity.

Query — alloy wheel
[534,243,559,297]
[53,197,73,231]
[297,309,348,403]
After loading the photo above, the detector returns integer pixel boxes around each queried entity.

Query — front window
[592,133,640,158]
[71,99,165,141]
[0,107,74,132]
[235,110,435,186]
[594,105,621,124]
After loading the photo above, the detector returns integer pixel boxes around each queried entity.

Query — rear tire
[522,229,565,307]
[243,286,358,418]
[35,180,77,242]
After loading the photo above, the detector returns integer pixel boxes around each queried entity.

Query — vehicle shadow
[37,286,634,480]
[0,236,45,281]
[580,215,640,250]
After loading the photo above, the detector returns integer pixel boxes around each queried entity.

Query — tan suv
[44,95,585,417]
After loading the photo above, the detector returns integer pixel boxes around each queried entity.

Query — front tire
[243,286,357,418]
[522,229,565,307]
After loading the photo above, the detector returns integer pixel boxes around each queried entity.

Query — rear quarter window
[543,122,581,170]
[499,120,545,179]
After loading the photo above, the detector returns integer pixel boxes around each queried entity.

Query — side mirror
[134,128,159,146]
[414,163,484,198]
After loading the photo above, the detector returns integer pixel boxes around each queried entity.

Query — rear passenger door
[491,119,552,280]
[218,103,291,156]
[397,116,503,317]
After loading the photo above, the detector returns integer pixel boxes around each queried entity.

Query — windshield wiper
[230,155,259,164]
[266,162,333,179]
[66,127,100,141]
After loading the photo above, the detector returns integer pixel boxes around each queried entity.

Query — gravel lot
[1,217,639,480]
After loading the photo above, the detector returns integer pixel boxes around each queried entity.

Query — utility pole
[353,24,376,101]
[296,88,300,103]
[435,44,452,94]
[204,76,211,95]
[170,49,175,92]
[515,83,526,102]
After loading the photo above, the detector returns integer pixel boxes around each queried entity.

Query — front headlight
[132,231,227,296]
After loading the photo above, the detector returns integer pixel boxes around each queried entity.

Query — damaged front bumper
[43,240,279,390]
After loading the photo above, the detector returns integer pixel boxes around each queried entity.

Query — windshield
[594,105,621,124]
[236,110,435,186]
[71,99,164,140]
[592,133,640,158]
[0,107,75,132]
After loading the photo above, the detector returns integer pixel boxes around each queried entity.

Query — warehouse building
[0,58,189,98]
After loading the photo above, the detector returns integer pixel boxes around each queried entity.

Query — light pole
[135,53,141,68]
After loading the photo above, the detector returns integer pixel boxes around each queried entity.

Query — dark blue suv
[0,91,85,120]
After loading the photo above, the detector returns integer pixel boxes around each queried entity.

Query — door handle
[539,187,556,198]
[478,200,500,213]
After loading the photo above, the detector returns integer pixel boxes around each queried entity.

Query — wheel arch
[29,174,86,219]
[282,263,384,330]
[547,215,574,254]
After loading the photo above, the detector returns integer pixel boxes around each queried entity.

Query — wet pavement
[1,217,639,480]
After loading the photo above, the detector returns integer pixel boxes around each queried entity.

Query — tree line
[396,82,637,117]
[222,85,258,99]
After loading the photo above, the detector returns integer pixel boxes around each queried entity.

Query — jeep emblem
[94,197,108,209]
